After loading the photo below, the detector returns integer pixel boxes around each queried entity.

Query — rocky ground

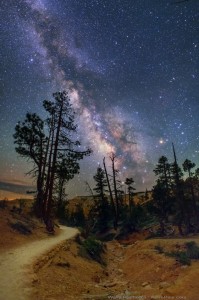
[1,201,199,300]
[31,233,199,300]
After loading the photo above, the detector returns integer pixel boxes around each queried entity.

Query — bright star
[159,139,164,144]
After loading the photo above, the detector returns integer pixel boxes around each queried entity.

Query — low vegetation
[166,250,191,266]
[155,241,199,266]
[9,221,32,235]
[185,241,199,259]
[78,236,105,264]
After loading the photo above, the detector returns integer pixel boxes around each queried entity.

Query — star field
[0,0,199,197]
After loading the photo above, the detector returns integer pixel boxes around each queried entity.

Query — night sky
[0,0,199,199]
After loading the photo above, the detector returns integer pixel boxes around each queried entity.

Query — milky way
[0,0,199,197]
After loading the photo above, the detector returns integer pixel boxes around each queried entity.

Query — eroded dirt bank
[31,235,199,300]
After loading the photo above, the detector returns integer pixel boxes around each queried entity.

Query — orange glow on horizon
[0,190,33,201]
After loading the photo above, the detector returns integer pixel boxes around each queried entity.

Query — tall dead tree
[103,157,117,229]
[172,143,188,234]
[110,152,120,226]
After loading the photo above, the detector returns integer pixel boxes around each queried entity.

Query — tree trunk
[46,99,64,228]
[103,157,117,229]
[172,143,188,234]
[35,137,45,218]
[111,154,119,227]
[43,114,55,222]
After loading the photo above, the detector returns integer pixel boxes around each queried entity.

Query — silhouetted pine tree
[125,177,136,210]
[93,167,111,232]
[183,159,199,230]
[150,180,173,234]
[171,144,192,235]
[14,91,91,231]
[13,113,47,218]
[150,156,174,234]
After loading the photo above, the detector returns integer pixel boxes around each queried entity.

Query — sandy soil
[2,203,199,300]
[0,200,48,252]
[31,234,199,300]
[0,226,78,300]
[120,237,199,300]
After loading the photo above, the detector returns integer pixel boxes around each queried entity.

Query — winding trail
[0,226,78,300]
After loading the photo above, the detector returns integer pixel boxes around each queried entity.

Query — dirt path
[0,226,78,300]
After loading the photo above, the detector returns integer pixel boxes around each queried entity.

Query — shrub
[165,250,191,265]
[164,250,177,258]
[79,237,105,263]
[177,252,191,266]
[156,241,199,266]
[10,221,32,235]
[185,241,199,259]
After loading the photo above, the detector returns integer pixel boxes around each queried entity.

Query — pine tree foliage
[150,146,199,235]
[93,167,111,232]
[14,91,91,230]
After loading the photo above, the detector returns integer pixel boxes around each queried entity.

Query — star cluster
[0,0,199,197]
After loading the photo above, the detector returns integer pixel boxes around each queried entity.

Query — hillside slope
[31,234,199,300]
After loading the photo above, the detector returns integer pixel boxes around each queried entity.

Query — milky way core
[0,0,199,197]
